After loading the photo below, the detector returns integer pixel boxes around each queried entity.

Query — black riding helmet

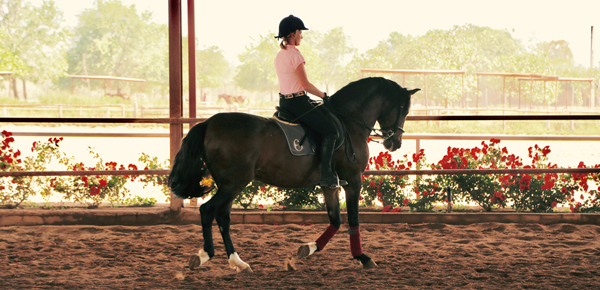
[275,15,309,39]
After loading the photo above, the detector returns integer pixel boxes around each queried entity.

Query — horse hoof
[363,259,378,269]
[296,242,317,259]
[229,252,253,273]
[240,266,253,273]
[188,254,201,270]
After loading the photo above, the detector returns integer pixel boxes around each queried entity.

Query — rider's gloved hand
[323,92,330,106]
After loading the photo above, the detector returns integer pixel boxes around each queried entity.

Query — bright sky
[43,0,600,68]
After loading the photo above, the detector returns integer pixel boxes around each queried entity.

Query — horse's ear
[408,88,421,96]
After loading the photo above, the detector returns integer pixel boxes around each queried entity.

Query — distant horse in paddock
[218,93,247,105]
[169,77,419,272]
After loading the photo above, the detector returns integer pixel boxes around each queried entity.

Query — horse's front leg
[296,187,341,259]
[345,176,377,269]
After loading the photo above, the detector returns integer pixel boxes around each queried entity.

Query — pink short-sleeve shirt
[274,45,306,95]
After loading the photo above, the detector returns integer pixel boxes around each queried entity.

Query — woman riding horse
[274,15,346,189]
[168,16,420,273]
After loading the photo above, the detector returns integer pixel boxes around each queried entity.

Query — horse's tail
[168,121,215,199]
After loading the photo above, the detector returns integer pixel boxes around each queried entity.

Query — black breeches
[279,96,337,138]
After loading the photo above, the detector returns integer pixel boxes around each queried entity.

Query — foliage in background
[52,147,139,208]
[1,132,600,213]
[0,0,68,99]
[65,0,168,94]
[361,150,410,208]
[0,131,64,208]
[138,152,170,202]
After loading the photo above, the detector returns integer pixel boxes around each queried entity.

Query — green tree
[234,33,279,100]
[0,0,68,99]
[316,27,356,93]
[182,39,230,98]
[66,0,168,94]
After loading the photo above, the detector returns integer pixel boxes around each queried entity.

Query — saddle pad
[273,118,318,156]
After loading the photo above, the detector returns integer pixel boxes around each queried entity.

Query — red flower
[403,198,409,205]
[99,179,108,187]
[490,138,501,144]
[551,202,558,208]
[376,191,383,198]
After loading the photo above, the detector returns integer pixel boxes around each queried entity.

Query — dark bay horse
[169,77,419,272]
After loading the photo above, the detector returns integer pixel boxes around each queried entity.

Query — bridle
[370,104,405,143]
[343,103,405,144]
[322,98,407,162]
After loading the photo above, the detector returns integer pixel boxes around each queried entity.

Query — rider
[274,15,347,188]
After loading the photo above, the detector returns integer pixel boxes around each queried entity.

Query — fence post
[134,102,138,118]
[446,187,452,212]
[58,105,62,118]
[121,104,125,117]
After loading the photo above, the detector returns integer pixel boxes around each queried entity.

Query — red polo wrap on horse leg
[349,226,363,257]
[315,225,338,250]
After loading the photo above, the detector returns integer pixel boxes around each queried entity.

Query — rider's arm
[295,63,325,98]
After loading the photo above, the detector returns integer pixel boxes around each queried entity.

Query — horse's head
[379,85,420,152]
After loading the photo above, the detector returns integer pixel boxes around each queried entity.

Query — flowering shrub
[502,145,575,212]
[138,153,171,202]
[1,131,64,208]
[235,180,267,209]
[52,147,139,208]
[404,149,446,212]
[361,151,411,207]
[431,139,513,211]
[567,163,600,213]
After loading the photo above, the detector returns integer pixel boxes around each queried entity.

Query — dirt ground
[1,222,600,289]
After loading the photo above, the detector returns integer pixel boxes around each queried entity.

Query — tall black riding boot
[320,136,348,188]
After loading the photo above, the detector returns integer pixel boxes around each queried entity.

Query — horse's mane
[330,77,404,111]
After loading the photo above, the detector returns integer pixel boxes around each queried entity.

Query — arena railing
[2,114,600,179]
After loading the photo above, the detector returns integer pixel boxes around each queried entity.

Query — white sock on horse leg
[297,242,318,259]
[198,249,210,266]
[306,242,318,255]
[228,252,253,273]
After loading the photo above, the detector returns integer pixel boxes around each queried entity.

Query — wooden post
[555,81,558,111]
[476,75,479,110]
[518,80,521,109]
[188,0,199,207]
[529,79,533,110]
[169,0,184,212]
[188,0,196,120]
[502,76,506,107]
[565,81,569,109]
[424,74,428,110]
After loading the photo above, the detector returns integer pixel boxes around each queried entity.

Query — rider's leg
[280,96,347,188]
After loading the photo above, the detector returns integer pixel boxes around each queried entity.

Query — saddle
[273,102,344,157]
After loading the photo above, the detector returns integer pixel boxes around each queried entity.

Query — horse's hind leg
[296,187,341,259]
[188,196,218,270]
[215,200,252,273]
[189,184,252,273]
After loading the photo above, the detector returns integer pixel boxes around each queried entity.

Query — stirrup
[320,178,348,188]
